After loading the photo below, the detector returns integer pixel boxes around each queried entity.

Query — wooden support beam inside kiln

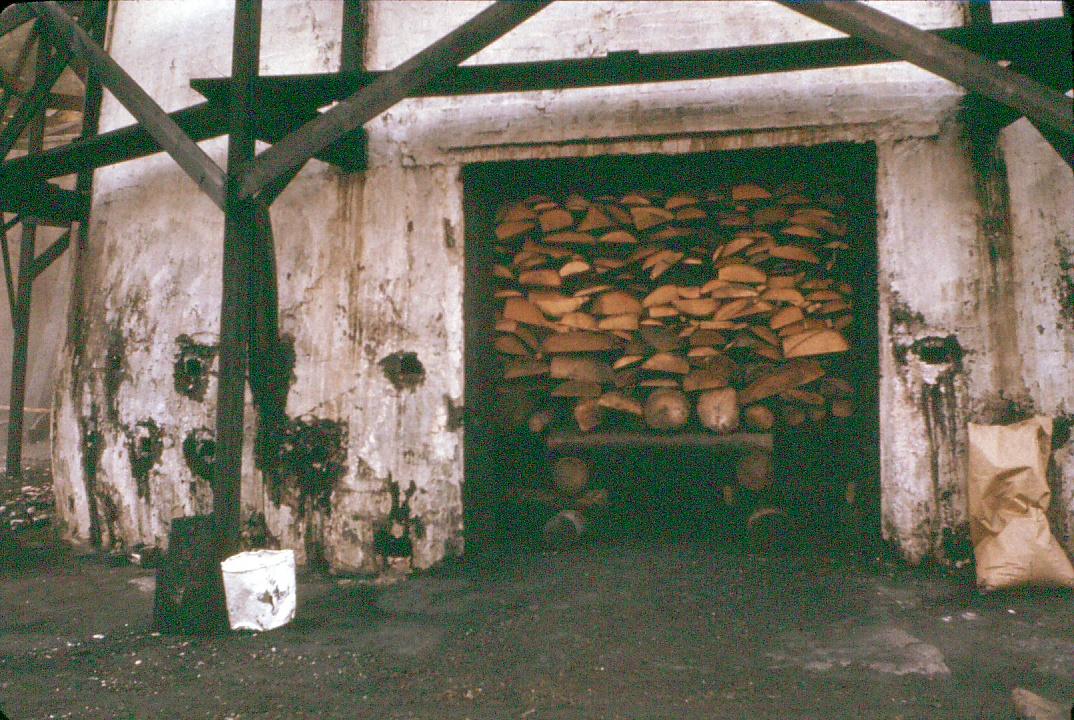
[238,1,550,200]
[546,432,772,453]
[777,1,1074,140]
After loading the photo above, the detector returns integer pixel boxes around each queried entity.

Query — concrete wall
[50,0,1072,571]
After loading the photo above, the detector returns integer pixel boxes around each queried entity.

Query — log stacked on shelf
[489,182,858,439]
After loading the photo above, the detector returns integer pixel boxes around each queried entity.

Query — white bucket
[220,549,296,632]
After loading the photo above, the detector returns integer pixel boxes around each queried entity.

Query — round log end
[644,388,689,430]
[697,387,739,433]
[552,456,590,496]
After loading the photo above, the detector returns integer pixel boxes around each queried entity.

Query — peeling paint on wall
[126,419,164,499]
[173,335,217,401]
[49,0,1073,571]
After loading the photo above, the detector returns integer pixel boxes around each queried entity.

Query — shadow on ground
[1,534,1072,720]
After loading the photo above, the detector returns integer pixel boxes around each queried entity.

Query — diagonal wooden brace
[31,1,227,209]
[777,1,1073,138]
[239,0,550,200]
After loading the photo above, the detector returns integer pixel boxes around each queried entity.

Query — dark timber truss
[0,0,1070,561]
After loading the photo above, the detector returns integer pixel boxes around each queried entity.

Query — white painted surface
[49,0,1074,568]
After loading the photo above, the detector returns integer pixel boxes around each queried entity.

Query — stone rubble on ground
[0,474,54,535]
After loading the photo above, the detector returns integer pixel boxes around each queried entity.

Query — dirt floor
[2,524,1073,720]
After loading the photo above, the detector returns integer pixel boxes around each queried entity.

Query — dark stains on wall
[373,476,422,558]
[80,405,104,547]
[103,327,128,425]
[126,419,164,499]
[258,416,348,514]
[444,394,464,431]
[379,351,425,390]
[241,511,276,550]
[911,334,970,565]
[1057,240,1074,324]
[173,336,217,401]
[98,491,120,551]
[243,332,351,518]
[182,428,216,487]
[910,335,963,368]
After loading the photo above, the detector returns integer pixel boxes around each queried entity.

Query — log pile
[489,182,858,437]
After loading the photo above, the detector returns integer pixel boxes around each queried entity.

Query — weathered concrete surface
[1001,119,1074,551]
[49,0,1073,570]
[2,540,1073,719]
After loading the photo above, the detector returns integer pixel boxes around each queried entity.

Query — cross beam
[778,1,1073,138]
[239,1,550,200]
[30,2,227,209]
[189,18,1069,108]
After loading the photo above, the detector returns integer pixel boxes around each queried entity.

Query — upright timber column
[213,0,262,553]
[5,38,48,482]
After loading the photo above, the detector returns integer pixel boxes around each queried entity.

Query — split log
[697,388,739,434]
[488,183,859,440]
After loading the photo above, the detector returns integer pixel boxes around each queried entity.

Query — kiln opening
[462,144,879,554]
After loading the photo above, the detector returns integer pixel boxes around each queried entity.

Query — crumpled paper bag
[967,416,1074,591]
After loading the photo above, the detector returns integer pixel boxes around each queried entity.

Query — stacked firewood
[490,182,857,437]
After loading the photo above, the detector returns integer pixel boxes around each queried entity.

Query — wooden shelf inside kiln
[545,431,771,453]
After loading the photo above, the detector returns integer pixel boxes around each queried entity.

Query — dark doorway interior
[461,143,879,554]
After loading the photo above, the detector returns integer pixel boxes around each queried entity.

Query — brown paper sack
[967,416,1074,591]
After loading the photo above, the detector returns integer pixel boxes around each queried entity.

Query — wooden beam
[240,1,549,199]
[69,0,108,548]
[3,17,1065,183]
[190,18,1069,106]
[0,26,41,145]
[0,179,90,223]
[965,0,992,28]
[340,0,366,74]
[212,0,263,559]
[4,38,47,483]
[777,1,1073,137]
[0,34,70,160]
[31,2,227,209]
[0,215,18,316]
[0,99,364,183]
[28,226,72,279]
[546,431,773,452]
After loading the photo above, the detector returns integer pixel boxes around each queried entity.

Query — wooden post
[340,0,366,74]
[212,0,262,556]
[0,26,69,160]
[777,1,1073,137]
[240,0,549,199]
[0,24,41,147]
[31,1,227,209]
[69,0,107,547]
[5,39,47,483]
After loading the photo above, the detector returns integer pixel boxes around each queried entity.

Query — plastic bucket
[220,549,296,632]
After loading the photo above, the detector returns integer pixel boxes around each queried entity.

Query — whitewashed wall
[50,0,1072,570]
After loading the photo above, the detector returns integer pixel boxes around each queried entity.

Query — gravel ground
[2,530,1072,720]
